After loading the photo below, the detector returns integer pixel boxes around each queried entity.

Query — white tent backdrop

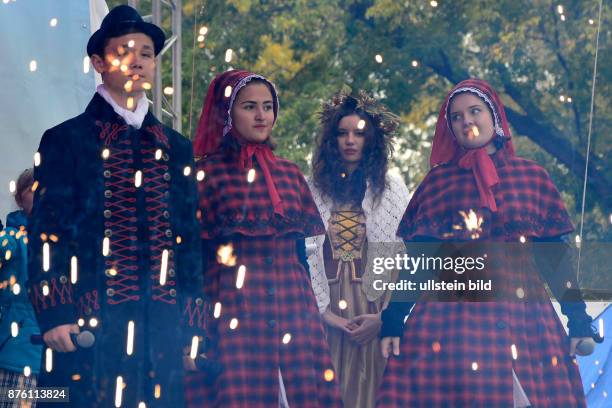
[0,0,108,222]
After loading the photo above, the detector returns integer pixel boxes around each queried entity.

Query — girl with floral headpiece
[377,79,597,407]
[186,70,342,407]
[307,90,410,407]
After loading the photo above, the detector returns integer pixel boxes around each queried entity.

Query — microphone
[31,331,95,349]
[575,338,596,356]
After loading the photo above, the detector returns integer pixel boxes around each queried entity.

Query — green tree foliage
[111,1,610,245]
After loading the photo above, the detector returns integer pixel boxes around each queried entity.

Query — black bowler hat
[87,5,166,57]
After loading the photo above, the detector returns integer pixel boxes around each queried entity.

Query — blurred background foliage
[111,0,610,250]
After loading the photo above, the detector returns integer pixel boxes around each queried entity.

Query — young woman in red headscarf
[185,70,342,407]
[376,79,598,407]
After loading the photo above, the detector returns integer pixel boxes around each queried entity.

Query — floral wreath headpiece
[319,89,400,137]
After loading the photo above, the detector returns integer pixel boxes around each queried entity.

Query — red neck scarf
[193,70,284,216]
[430,79,515,212]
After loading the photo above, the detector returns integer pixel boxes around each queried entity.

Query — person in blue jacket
[0,168,42,406]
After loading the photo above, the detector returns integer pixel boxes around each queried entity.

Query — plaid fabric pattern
[196,150,325,239]
[398,153,573,241]
[377,154,585,407]
[0,369,37,408]
[185,151,341,407]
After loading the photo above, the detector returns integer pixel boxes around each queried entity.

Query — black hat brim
[87,21,166,57]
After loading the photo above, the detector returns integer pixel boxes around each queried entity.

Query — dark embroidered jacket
[27,94,204,406]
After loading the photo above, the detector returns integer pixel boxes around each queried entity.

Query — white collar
[96,84,149,129]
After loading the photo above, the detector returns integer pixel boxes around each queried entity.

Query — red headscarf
[193,70,283,216]
[430,79,515,212]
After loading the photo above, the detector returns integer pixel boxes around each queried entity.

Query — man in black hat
[27,5,206,407]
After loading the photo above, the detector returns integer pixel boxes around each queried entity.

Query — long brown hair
[311,99,392,206]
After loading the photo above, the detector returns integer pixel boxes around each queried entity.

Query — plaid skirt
[0,369,37,408]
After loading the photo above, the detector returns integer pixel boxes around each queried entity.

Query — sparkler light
[217,244,237,266]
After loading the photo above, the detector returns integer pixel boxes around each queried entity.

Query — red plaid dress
[186,149,342,407]
[377,152,586,407]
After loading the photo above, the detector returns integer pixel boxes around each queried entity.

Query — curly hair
[311,95,394,207]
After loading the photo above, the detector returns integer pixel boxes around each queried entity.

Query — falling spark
[411,60,419,67]
[224,85,233,97]
[324,369,335,382]
[126,320,135,356]
[217,244,237,266]
[470,125,480,138]
[183,166,192,176]
[225,48,233,63]
[557,5,564,14]
[160,249,169,285]
[432,341,441,353]
[29,60,37,72]
[247,168,256,183]
[42,284,49,296]
[236,265,246,289]
[142,82,152,90]
[134,170,142,188]
[199,26,208,35]
[11,322,18,337]
[12,283,20,295]
[103,237,110,256]
[89,318,99,327]
[124,80,133,92]
[511,344,518,360]
[190,336,199,359]
[71,256,78,284]
[154,384,161,399]
[338,300,348,310]
[599,318,604,337]
[196,170,205,181]
[24,366,31,377]
[560,14,566,21]
[128,40,135,48]
[9,180,16,193]
[102,148,110,159]
[229,318,239,330]
[78,318,85,327]
[519,236,526,243]
[43,243,50,271]
[126,97,134,110]
[357,119,366,130]
[115,376,124,407]
[155,149,162,160]
[45,348,53,372]
[375,54,383,63]
[34,152,41,166]
[282,333,292,344]
[49,18,58,27]
[471,362,478,371]
[213,302,222,318]
[164,87,174,96]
